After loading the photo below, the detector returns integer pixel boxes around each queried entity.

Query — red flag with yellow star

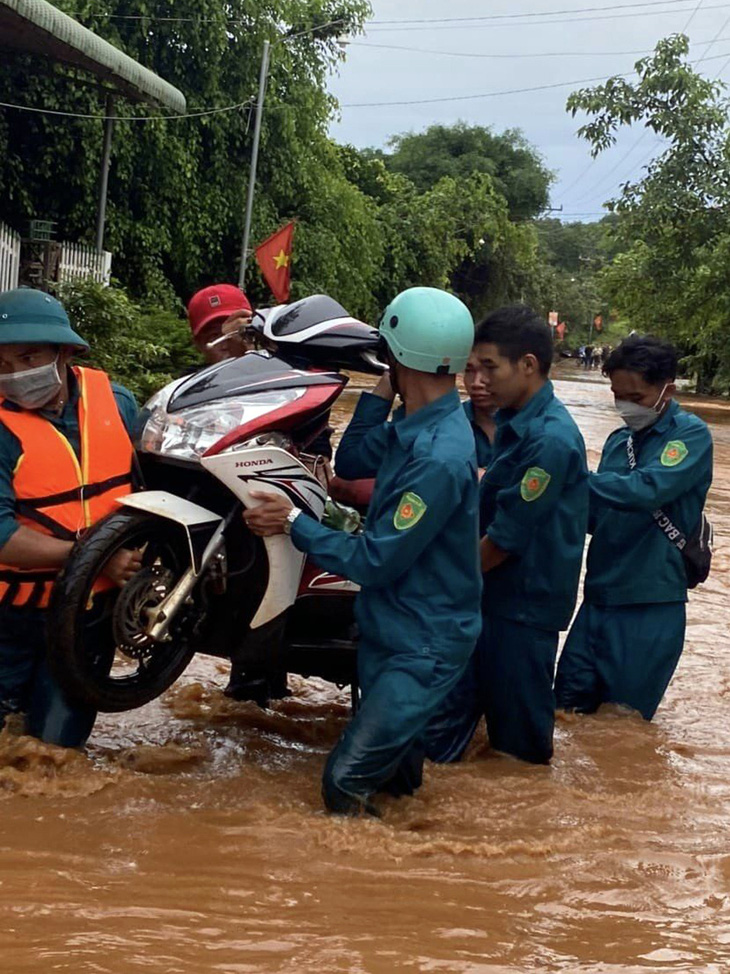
[255,222,295,303]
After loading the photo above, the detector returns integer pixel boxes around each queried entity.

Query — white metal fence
[0,222,21,293]
[0,222,112,292]
[58,243,112,286]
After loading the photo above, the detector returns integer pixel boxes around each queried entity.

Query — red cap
[187,284,252,337]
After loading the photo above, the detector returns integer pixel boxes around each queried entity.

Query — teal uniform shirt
[584,399,713,606]
[480,380,589,632]
[462,400,493,469]
[293,389,482,657]
[0,371,138,550]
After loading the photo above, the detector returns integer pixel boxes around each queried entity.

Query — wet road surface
[1,367,729,973]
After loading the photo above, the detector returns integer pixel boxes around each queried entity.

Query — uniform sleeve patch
[394,491,427,530]
[520,466,551,502]
[661,440,688,467]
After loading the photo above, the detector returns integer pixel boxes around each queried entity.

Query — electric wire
[571,36,727,203]
[708,11,730,71]
[67,1,695,26]
[681,0,708,32]
[340,73,634,109]
[341,50,730,108]
[364,3,730,32]
[0,99,254,121]
[69,2,730,31]
[368,0,697,23]
[5,48,730,119]
[351,40,729,59]
[562,4,725,205]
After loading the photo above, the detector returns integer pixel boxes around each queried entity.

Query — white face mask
[0,355,63,410]
[615,384,669,432]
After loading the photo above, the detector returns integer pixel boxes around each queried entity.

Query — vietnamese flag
[255,222,295,303]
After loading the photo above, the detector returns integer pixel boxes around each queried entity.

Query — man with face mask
[0,288,138,746]
[555,335,713,720]
[427,305,589,766]
[243,287,482,815]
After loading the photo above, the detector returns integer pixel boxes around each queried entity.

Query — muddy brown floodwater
[2,366,730,974]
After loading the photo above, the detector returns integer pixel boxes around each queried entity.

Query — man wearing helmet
[0,288,138,747]
[245,287,482,815]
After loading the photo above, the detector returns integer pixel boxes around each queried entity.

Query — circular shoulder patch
[661,440,688,467]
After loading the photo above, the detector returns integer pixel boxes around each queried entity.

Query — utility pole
[95,93,115,252]
[238,40,271,289]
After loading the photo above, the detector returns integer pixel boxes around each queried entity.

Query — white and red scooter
[47,295,382,712]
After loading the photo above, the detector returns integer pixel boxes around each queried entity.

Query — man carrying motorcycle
[245,287,482,815]
[187,283,334,705]
[0,288,138,746]
[187,283,254,366]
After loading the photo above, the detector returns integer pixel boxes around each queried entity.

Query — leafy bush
[56,280,199,402]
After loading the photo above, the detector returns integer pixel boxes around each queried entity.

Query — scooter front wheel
[48,509,198,713]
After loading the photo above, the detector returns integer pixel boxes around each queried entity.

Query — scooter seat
[329,476,375,512]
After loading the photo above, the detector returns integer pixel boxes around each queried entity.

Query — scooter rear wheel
[48,509,198,713]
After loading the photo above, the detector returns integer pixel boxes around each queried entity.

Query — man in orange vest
[0,288,138,747]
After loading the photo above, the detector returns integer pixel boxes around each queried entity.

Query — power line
[283,18,348,43]
[365,3,730,31]
[561,36,730,204]
[0,99,254,121]
[570,133,653,205]
[69,12,343,31]
[341,73,636,108]
[342,49,730,109]
[351,40,730,59]
[701,11,730,58]
[65,1,693,26]
[10,49,728,119]
[681,0,707,31]
[67,12,348,44]
[713,50,730,71]
[704,9,730,74]
[369,0,693,24]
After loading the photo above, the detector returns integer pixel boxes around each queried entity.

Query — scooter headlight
[138,390,303,461]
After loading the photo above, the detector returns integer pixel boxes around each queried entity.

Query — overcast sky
[327,0,730,220]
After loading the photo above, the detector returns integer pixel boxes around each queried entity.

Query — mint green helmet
[379,287,474,375]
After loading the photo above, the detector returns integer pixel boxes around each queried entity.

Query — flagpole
[238,40,271,290]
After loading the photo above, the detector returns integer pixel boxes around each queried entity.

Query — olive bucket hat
[0,288,89,352]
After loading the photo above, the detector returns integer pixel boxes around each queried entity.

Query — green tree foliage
[340,143,542,316]
[57,279,198,401]
[536,216,619,274]
[352,124,553,318]
[0,0,371,306]
[382,122,553,220]
[528,217,621,342]
[2,1,599,376]
[567,34,730,391]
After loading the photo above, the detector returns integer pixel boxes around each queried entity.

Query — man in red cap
[187,284,253,366]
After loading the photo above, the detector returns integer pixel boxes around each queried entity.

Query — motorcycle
[47,295,384,713]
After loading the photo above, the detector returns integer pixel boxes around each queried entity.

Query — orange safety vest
[0,366,134,609]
